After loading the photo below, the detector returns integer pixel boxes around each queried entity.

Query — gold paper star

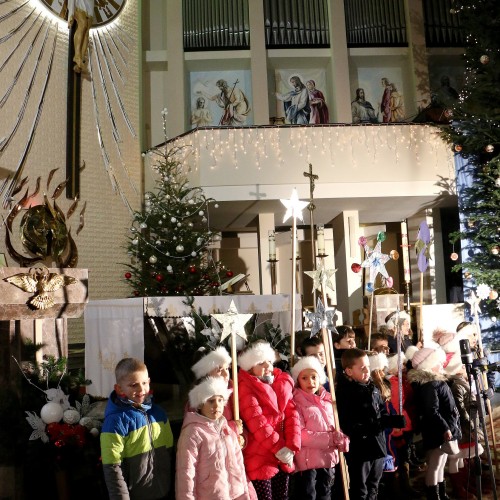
[304,264,337,293]
[211,300,253,342]
[280,188,309,223]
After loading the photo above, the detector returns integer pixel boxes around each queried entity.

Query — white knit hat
[386,311,411,330]
[411,347,446,371]
[368,352,388,372]
[291,356,327,385]
[387,352,406,373]
[191,346,231,380]
[188,376,232,409]
[237,341,276,371]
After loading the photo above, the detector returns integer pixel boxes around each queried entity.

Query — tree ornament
[495,177,500,188]
[132,238,139,245]
[189,266,196,273]
[140,222,147,229]
[167,265,173,273]
[124,272,132,279]
[199,211,204,216]
[485,144,494,153]
[351,262,362,273]
[491,245,499,255]
[467,219,476,228]
[390,250,399,260]
[149,255,158,264]
[176,244,184,253]
[171,217,177,223]
[155,274,163,282]
[377,231,386,242]
[156,240,161,245]
[480,54,490,64]
[444,109,453,118]
[464,272,472,279]
[489,290,498,300]
[450,252,459,261]
[40,402,64,424]
[191,251,197,257]
[226,270,234,278]
[454,144,462,152]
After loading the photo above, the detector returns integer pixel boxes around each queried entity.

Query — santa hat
[386,311,411,330]
[238,342,276,371]
[291,356,327,385]
[369,352,389,372]
[432,329,458,353]
[188,377,232,409]
[387,353,406,373]
[191,346,231,380]
[405,345,419,361]
[411,347,446,371]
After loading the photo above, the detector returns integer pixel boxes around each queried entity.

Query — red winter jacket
[238,368,301,480]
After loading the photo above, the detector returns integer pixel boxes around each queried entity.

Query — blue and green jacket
[101,391,173,500]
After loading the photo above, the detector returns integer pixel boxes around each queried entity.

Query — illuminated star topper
[304,264,337,294]
[280,188,309,223]
[305,298,338,337]
[211,300,253,342]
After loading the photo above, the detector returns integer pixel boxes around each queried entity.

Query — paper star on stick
[304,264,337,293]
[361,240,390,284]
[211,300,253,342]
[280,188,309,223]
[305,298,338,337]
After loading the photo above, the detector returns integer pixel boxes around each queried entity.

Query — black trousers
[345,456,385,500]
[293,467,334,500]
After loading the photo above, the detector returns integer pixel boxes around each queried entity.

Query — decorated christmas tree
[124,142,228,297]
[438,0,500,319]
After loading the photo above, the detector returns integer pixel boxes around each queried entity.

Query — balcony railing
[183,0,250,50]
[423,0,464,47]
[344,0,407,47]
[263,0,330,48]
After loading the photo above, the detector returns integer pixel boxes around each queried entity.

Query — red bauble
[133,290,140,296]
[155,274,164,282]
[189,266,197,274]
[226,270,234,278]
[124,272,132,279]
[351,263,362,273]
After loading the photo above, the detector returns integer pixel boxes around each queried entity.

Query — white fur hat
[291,356,327,385]
[368,352,388,372]
[191,346,231,380]
[188,376,232,409]
[432,329,459,353]
[405,345,419,362]
[411,347,446,371]
[387,353,406,373]
[456,322,477,341]
[238,341,276,371]
[444,351,463,375]
[386,311,411,330]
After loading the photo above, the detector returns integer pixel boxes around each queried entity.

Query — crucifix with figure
[303,163,319,269]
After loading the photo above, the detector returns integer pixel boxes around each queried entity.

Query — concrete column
[332,210,363,324]
[257,213,275,294]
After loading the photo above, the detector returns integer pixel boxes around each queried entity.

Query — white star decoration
[466,290,481,317]
[361,241,390,284]
[280,188,309,223]
[304,265,337,293]
[211,300,253,342]
[305,299,338,336]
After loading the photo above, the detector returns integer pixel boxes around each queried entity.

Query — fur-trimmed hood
[407,368,448,385]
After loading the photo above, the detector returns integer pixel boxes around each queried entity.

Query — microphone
[459,339,474,366]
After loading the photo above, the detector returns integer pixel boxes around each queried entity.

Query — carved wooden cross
[303,163,318,212]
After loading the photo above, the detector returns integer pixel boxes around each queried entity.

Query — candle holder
[316,253,328,259]
[267,258,278,294]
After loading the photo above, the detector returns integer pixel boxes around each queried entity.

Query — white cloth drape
[84,298,144,397]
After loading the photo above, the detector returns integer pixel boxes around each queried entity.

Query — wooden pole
[290,219,298,367]
[230,329,240,420]
[419,272,424,343]
[367,292,374,350]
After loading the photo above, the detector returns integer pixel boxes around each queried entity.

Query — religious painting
[189,70,253,127]
[428,64,465,108]
[351,68,406,124]
[274,69,330,124]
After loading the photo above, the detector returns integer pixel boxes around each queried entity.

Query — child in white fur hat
[176,377,251,500]
[291,355,349,499]
[407,347,461,500]
[237,341,300,500]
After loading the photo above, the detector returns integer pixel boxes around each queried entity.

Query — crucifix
[303,163,319,306]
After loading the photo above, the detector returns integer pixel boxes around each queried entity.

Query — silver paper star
[466,290,481,317]
[280,188,309,223]
[211,300,253,342]
[305,298,338,336]
[304,265,337,293]
[361,240,390,283]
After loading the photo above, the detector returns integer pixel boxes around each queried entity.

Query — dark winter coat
[407,369,461,450]
[335,373,389,462]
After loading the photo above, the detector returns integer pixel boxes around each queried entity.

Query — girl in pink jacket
[238,341,301,500]
[176,377,251,500]
[291,356,349,500]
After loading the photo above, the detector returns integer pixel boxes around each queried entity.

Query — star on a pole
[280,188,309,223]
[211,300,253,342]
[304,264,337,293]
[305,298,338,336]
[466,290,481,317]
[361,241,390,283]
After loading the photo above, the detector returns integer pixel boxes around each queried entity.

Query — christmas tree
[438,0,500,319]
[124,143,228,296]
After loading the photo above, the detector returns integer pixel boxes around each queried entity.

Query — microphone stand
[465,362,497,500]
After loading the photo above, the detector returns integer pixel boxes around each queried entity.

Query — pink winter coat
[293,386,340,471]
[238,367,301,480]
[176,412,250,500]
